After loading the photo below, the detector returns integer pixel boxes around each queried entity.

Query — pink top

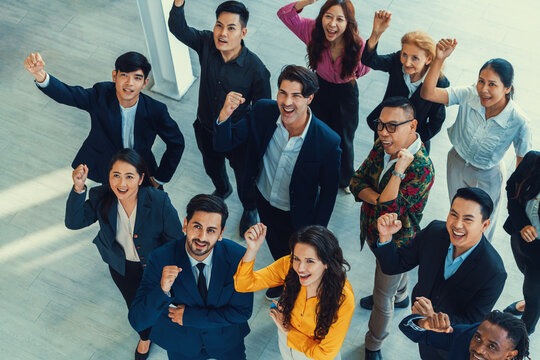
[277,2,370,84]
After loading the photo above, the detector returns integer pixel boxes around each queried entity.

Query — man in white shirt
[214,65,341,299]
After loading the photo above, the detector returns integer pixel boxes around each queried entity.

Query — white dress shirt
[402,68,427,98]
[256,110,312,211]
[446,85,532,169]
[116,201,140,261]
[186,244,213,289]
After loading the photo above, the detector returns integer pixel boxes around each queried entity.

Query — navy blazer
[503,150,540,235]
[362,47,450,144]
[65,186,182,275]
[373,220,506,324]
[128,236,253,357]
[399,314,477,359]
[213,99,341,229]
[38,75,185,184]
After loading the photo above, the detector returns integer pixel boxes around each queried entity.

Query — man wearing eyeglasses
[350,96,435,360]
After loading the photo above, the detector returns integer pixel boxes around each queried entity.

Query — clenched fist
[161,265,182,293]
[24,52,47,83]
[218,91,245,123]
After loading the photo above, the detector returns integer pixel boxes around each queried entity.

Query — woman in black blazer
[361,10,449,153]
[65,149,182,359]
[503,150,540,335]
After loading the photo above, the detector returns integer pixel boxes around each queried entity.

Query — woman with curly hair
[234,223,354,360]
[278,0,370,192]
[361,10,450,154]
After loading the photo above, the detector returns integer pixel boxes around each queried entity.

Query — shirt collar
[213,41,247,67]
[447,240,480,263]
[276,107,312,141]
[402,67,427,86]
[120,98,139,112]
[383,133,422,164]
[185,242,214,269]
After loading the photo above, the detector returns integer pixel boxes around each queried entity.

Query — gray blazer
[65,185,182,275]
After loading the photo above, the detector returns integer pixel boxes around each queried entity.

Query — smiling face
[277,79,313,132]
[446,197,490,254]
[321,5,347,43]
[112,69,148,108]
[213,12,246,57]
[292,242,327,292]
[476,67,511,110]
[109,160,144,202]
[377,106,417,158]
[469,321,519,360]
[183,211,224,262]
[400,42,432,79]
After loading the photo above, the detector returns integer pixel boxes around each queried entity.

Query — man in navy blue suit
[129,194,253,360]
[24,51,184,187]
[214,65,341,299]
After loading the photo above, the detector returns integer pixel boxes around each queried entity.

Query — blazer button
[136,246,141,250]
[133,234,138,239]
[142,264,147,267]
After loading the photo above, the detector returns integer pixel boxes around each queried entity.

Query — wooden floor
[1,0,539,358]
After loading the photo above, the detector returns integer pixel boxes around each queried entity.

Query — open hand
[269,301,289,334]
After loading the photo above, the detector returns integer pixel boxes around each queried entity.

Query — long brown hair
[307,0,362,80]
[278,226,350,341]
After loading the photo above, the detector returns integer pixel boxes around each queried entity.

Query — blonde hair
[401,31,444,77]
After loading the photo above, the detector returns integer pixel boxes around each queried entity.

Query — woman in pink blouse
[278,0,370,192]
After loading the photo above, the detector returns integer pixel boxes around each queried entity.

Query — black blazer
[213,99,341,229]
[129,236,253,357]
[38,75,185,183]
[503,150,540,234]
[362,47,449,144]
[373,220,507,324]
[65,186,183,275]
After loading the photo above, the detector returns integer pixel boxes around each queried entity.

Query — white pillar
[136,0,196,100]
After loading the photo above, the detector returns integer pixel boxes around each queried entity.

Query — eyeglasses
[374,119,413,133]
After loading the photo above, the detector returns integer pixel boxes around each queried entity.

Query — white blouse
[116,201,140,262]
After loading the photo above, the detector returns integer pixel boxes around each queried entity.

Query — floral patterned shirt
[350,139,435,248]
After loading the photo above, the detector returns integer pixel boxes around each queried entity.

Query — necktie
[196,263,208,302]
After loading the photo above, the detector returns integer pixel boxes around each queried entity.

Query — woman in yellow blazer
[234,223,354,360]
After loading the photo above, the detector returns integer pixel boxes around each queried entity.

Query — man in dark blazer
[213,65,341,299]
[24,51,184,186]
[373,187,507,360]
[129,194,253,360]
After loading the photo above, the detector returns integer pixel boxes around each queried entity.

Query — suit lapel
[292,116,316,178]
[133,95,147,149]
[133,187,151,236]
[107,88,124,149]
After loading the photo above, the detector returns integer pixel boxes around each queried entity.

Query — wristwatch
[392,170,405,180]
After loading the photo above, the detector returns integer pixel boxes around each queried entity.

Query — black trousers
[255,189,295,260]
[511,232,540,334]
[193,120,256,210]
[109,260,151,341]
[310,75,359,188]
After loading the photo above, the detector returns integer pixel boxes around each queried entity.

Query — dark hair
[277,65,319,97]
[513,152,540,203]
[380,96,416,119]
[484,310,530,360]
[186,194,229,229]
[216,1,249,28]
[307,0,362,80]
[479,58,514,99]
[451,187,494,221]
[101,148,152,223]
[115,52,151,79]
[278,226,350,341]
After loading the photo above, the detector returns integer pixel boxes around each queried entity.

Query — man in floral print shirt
[350,96,434,360]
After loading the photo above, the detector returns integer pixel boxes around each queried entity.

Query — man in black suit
[24,51,184,186]
[373,187,507,360]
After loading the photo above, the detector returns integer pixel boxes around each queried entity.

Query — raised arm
[153,104,185,183]
[213,92,251,152]
[65,165,99,230]
[366,10,391,52]
[277,1,317,44]
[420,39,457,104]
[24,52,47,83]
[168,0,207,52]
